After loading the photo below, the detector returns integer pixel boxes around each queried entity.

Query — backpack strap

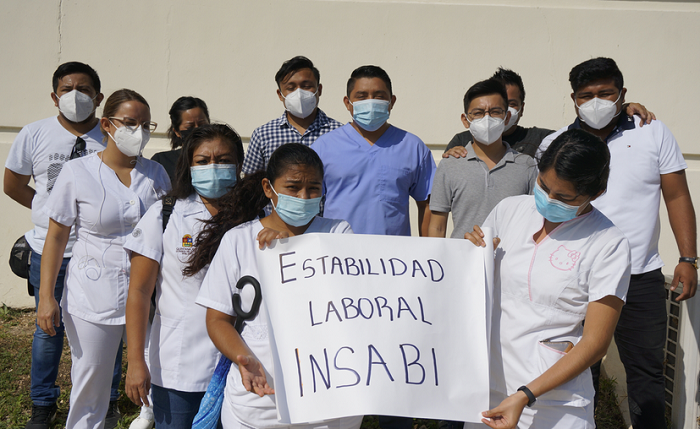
[162,196,177,232]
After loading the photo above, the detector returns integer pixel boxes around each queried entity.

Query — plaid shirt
[242,109,342,175]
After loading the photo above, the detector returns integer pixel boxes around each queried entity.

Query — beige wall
[1,0,699,302]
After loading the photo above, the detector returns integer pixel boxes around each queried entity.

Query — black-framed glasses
[69,137,87,160]
[467,107,507,120]
[109,117,158,133]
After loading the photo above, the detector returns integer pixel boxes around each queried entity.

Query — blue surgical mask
[190,164,237,199]
[534,182,590,223]
[271,185,321,227]
[351,99,390,132]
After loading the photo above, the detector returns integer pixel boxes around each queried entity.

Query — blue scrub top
[312,123,435,236]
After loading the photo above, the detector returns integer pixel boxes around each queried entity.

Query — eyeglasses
[467,107,506,120]
[69,137,87,160]
[109,117,158,133]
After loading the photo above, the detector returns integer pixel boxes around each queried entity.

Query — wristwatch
[679,257,699,269]
[517,386,536,407]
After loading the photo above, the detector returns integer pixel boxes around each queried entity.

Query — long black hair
[538,128,610,198]
[167,96,210,149]
[167,124,243,200]
[184,143,324,276]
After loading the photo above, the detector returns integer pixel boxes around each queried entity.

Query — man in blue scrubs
[312,65,435,237]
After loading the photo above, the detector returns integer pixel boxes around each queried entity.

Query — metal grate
[664,285,682,419]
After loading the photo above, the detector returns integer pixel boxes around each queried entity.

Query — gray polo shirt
[430,142,537,238]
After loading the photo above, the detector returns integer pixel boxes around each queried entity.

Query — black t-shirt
[444,126,554,158]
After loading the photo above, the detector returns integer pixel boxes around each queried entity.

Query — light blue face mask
[190,164,237,199]
[351,99,391,132]
[534,182,590,223]
[271,185,321,227]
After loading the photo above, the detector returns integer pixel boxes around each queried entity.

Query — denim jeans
[29,250,123,406]
[152,384,206,429]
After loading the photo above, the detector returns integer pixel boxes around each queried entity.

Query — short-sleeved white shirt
[538,116,686,274]
[195,217,352,428]
[124,192,220,392]
[483,195,630,412]
[5,116,107,256]
[45,153,170,324]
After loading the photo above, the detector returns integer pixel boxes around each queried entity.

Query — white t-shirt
[195,217,352,428]
[5,116,107,256]
[45,153,170,324]
[538,117,687,274]
[124,192,220,392]
[484,196,630,416]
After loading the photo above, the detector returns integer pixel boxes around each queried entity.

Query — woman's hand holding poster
[256,232,494,424]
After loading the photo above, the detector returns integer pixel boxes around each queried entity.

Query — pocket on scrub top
[151,315,182,372]
[377,165,412,204]
[80,265,124,315]
[535,339,585,405]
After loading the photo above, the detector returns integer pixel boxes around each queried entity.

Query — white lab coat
[124,192,220,392]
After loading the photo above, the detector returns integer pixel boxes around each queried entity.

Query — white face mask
[57,89,96,123]
[108,121,150,157]
[468,115,505,145]
[282,88,318,119]
[576,92,622,130]
[503,106,520,132]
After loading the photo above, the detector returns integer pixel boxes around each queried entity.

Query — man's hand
[442,146,468,159]
[624,103,656,127]
[671,262,697,301]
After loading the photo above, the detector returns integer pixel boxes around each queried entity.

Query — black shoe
[25,404,57,429]
[104,400,122,429]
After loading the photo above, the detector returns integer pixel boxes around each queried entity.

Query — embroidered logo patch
[549,245,580,271]
[132,228,142,237]
[182,234,193,248]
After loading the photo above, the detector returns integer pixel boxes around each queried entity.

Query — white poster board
[257,232,494,424]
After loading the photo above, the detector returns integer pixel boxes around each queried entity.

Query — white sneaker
[128,416,155,429]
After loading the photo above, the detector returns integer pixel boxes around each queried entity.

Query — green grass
[0,306,628,429]
[594,376,627,429]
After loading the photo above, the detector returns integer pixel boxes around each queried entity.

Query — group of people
[4,55,696,429]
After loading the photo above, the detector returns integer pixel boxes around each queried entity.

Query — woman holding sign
[190,143,363,429]
[465,129,631,429]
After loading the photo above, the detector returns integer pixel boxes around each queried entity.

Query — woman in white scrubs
[190,143,364,429]
[466,129,632,429]
[37,89,170,428]
[124,124,244,428]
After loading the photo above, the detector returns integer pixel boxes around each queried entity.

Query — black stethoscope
[233,275,262,333]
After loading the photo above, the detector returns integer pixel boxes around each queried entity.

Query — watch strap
[679,257,699,269]
[517,385,536,407]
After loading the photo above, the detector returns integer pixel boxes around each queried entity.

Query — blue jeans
[152,384,206,429]
[29,250,123,406]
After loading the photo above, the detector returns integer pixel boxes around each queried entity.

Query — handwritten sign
[257,232,494,424]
